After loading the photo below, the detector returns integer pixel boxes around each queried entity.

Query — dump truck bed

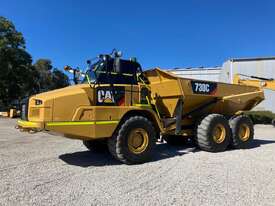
[144,68,265,118]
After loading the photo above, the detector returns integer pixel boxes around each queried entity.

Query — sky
[1,0,275,71]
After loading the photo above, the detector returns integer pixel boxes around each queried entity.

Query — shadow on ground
[59,139,275,167]
[59,142,197,167]
[59,150,120,167]
[247,139,275,149]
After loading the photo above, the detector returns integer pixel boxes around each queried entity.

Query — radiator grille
[20,98,29,121]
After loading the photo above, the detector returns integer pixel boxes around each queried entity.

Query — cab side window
[108,59,138,85]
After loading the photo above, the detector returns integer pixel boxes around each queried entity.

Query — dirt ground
[1,118,275,206]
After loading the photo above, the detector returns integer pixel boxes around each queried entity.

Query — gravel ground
[1,118,275,206]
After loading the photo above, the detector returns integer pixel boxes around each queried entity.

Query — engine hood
[29,84,94,122]
[33,84,92,100]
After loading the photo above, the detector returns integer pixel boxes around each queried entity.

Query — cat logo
[97,90,115,103]
[96,86,125,106]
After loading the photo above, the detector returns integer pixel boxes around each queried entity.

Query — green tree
[33,59,53,92]
[0,16,35,109]
[33,59,69,91]
[0,16,70,109]
[0,16,25,48]
[51,68,69,90]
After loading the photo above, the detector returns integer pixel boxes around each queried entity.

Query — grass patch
[244,111,275,124]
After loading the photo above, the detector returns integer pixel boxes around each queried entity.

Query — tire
[229,115,254,149]
[272,119,275,127]
[107,116,156,164]
[196,114,231,152]
[83,139,108,152]
[163,135,188,146]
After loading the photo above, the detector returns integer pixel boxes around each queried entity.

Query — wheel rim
[212,124,226,144]
[128,128,149,154]
[238,124,250,142]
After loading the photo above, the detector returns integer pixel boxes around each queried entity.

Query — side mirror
[114,56,121,73]
[115,51,122,58]
[64,65,71,71]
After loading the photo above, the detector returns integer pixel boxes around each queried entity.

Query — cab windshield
[82,60,105,83]
[82,58,140,85]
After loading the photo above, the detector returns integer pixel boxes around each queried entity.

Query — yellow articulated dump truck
[17,50,265,164]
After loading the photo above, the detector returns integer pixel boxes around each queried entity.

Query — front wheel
[107,116,157,164]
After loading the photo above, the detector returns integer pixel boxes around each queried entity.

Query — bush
[244,111,275,124]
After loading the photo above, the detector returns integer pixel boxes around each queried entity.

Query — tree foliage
[51,68,69,90]
[0,16,69,109]
[0,16,35,108]
[33,59,69,92]
[0,16,25,49]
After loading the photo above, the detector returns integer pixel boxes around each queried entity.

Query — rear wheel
[272,119,275,127]
[229,115,254,149]
[196,114,231,152]
[108,116,156,164]
[83,139,108,152]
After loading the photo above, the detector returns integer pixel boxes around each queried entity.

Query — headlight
[35,99,43,105]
